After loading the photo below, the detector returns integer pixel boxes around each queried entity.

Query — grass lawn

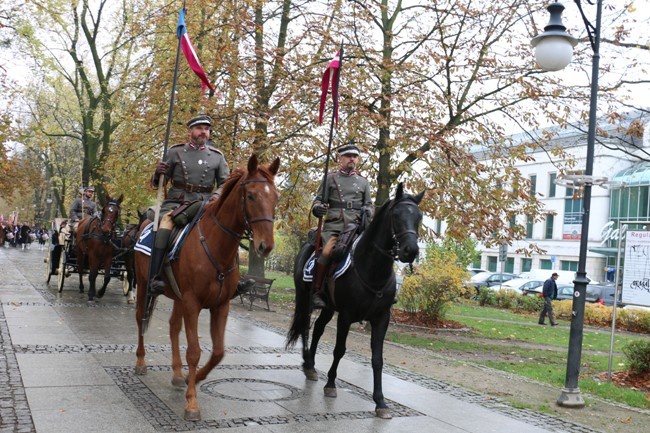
[257,270,649,408]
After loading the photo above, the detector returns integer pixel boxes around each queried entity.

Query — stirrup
[312,292,327,309]
[148,277,166,295]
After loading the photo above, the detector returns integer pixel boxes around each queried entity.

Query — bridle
[101,200,121,230]
[198,175,276,281]
[373,197,420,260]
[82,200,120,243]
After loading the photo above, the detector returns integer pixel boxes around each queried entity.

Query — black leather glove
[155,161,169,177]
[312,204,328,218]
[361,205,372,218]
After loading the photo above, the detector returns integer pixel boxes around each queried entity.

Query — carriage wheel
[57,251,67,293]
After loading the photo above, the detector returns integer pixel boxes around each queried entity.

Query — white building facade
[470,112,650,283]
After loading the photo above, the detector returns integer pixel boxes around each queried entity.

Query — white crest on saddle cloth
[302,237,360,282]
[134,222,190,259]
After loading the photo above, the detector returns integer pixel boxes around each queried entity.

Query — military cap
[84,186,95,192]
[186,114,212,128]
[336,142,360,156]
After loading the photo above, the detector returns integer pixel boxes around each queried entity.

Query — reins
[196,175,276,284]
[372,198,419,260]
[81,200,121,244]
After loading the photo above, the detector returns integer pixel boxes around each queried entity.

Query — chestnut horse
[134,154,280,421]
[75,193,124,303]
[286,183,424,419]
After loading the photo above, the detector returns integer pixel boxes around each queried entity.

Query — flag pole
[315,41,344,256]
[143,0,185,330]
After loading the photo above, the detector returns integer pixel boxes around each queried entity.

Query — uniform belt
[329,200,362,210]
[172,180,213,194]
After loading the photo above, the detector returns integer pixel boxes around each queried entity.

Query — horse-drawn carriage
[44,196,136,303]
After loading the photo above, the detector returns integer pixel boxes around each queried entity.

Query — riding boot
[148,229,171,296]
[312,262,329,309]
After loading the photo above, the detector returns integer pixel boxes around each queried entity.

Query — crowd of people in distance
[1,222,50,250]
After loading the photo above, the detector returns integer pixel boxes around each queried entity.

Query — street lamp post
[531,1,603,408]
[45,196,53,222]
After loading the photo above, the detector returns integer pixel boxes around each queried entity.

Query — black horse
[286,182,424,419]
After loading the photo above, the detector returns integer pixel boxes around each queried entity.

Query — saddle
[330,223,359,262]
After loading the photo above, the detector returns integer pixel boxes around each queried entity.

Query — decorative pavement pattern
[0,283,606,433]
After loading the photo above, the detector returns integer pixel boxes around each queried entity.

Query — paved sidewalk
[0,245,606,433]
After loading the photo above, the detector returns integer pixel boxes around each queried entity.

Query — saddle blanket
[133,222,189,259]
[302,237,358,282]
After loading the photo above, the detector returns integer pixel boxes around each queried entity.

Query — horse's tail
[285,242,314,349]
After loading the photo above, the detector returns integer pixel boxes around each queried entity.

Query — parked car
[466,272,518,296]
[492,278,544,295]
[467,268,489,277]
[554,284,576,300]
[586,284,623,307]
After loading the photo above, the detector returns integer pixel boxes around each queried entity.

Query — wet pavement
[0,244,609,432]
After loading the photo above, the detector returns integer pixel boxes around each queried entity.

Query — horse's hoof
[171,376,186,388]
[127,298,135,304]
[304,368,318,381]
[375,408,392,419]
[97,289,106,298]
[323,386,337,398]
[184,409,201,421]
[134,365,147,375]
[79,289,84,293]
[87,299,95,306]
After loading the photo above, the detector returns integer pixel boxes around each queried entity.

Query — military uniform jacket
[156,142,230,214]
[312,169,372,240]
[69,198,98,221]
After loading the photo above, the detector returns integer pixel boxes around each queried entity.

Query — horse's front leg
[87,266,99,302]
[196,303,229,382]
[305,308,335,381]
[369,311,392,419]
[324,313,352,397]
[134,256,148,376]
[97,256,112,298]
[182,303,202,421]
[169,301,185,387]
[77,251,85,294]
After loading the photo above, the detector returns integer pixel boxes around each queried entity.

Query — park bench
[239,274,275,311]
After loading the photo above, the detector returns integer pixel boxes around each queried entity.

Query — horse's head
[388,183,424,263]
[100,193,124,236]
[240,154,280,257]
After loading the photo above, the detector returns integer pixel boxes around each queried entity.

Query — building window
[509,215,516,228]
[505,257,514,273]
[488,256,497,272]
[529,175,537,196]
[435,219,442,234]
[521,258,532,272]
[540,259,552,270]
[561,261,578,272]
[526,216,534,238]
[545,214,554,239]
[549,173,556,198]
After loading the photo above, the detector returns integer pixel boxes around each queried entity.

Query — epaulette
[170,142,184,149]
[206,145,224,156]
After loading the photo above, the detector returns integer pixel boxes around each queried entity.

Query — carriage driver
[311,142,373,308]
[148,114,258,297]
[69,186,98,233]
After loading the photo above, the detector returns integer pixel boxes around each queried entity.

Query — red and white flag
[177,8,215,94]
[319,51,341,125]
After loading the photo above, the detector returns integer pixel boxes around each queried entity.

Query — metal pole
[607,215,625,381]
[557,0,602,408]
[143,0,186,331]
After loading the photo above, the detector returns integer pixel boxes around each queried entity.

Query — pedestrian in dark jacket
[539,272,559,326]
